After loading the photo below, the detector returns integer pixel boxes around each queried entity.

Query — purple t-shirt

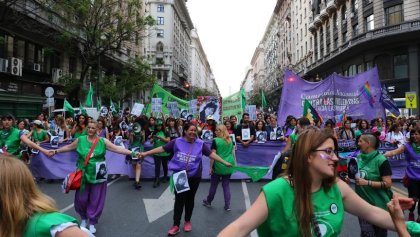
[163,138,212,156]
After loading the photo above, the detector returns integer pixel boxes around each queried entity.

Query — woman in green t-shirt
[0,155,89,237]
[203,124,235,211]
[218,126,414,237]
[151,119,170,188]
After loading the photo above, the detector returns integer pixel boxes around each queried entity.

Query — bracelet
[368,180,371,186]
[54,150,58,154]
[131,151,136,157]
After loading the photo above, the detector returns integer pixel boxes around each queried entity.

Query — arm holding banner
[104,139,140,158]
[20,135,50,155]
[383,145,405,158]
[50,139,79,157]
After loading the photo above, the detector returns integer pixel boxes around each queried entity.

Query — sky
[186,0,277,97]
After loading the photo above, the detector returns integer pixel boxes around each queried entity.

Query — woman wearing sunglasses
[218,127,414,237]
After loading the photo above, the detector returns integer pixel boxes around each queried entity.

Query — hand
[136,152,143,159]
[397,196,415,210]
[388,196,410,237]
[224,162,232,167]
[383,151,391,157]
[355,178,368,186]
[209,168,213,175]
[46,150,55,157]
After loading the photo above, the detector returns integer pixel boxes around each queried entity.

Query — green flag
[261,90,267,109]
[232,165,269,182]
[303,99,323,123]
[240,88,246,112]
[85,83,93,107]
[63,98,75,114]
[110,99,118,115]
[96,97,101,112]
[79,102,87,116]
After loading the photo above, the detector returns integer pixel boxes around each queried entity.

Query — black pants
[153,155,170,178]
[408,180,420,214]
[173,177,201,226]
[358,218,387,237]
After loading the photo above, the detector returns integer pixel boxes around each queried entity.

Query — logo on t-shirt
[330,203,338,214]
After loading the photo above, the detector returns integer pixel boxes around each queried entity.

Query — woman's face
[413,132,420,143]
[169,120,175,127]
[97,121,104,128]
[290,119,297,126]
[205,107,215,116]
[184,125,197,140]
[308,138,338,179]
[87,123,98,136]
[37,114,45,121]
[149,118,155,125]
[257,122,264,130]
[344,121,351,128]
[357,137,371,153]
[79,116,86,124]
[18,121,25,130]
[361,121,367,128]
[225,122,232,129]
[215,127,221,137]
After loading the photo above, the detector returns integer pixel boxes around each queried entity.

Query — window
[157,4,164,12]
[157,17,164,25]
[365,14,374,31]
[385,4,403,26]
[365,61,373,70]
[352,24,359,37]
[157,29,164,38]
[394,54,408,79]
[348,65,357,76]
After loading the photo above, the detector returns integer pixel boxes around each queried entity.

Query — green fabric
[63,98,75,114]
[130,131,144,151]
[23,212,78,237]
[407,221,420,236]
[32,129,48,143]
[85,84,93,107]
[355,150,391,210]
[232,166,269,182]
[213,137,235,175]
[76,136,107,184]
[412,143,420,154]
[355,130,362,138]
[153,130,170,156]
[145,84,189,115]
[0,127,21,156]
[290,133,298,145]
[257,178,344,237]
[73,127,87,139]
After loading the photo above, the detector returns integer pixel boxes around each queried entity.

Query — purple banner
[277,67,385,126]
[31,140,406,180]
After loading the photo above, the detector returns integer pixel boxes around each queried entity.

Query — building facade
[145,0,194,99]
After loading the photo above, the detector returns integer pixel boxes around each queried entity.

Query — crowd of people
[2,108,420,236]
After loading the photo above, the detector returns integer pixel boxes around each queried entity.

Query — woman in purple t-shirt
[140,123,231,236]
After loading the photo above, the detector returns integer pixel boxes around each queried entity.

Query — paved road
[38,177,409,237]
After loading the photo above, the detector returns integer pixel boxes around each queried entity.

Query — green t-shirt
[32,129,48,143]
[153,130,170,157]
[76,136,107,184]
[23,212,78,237]
[74,127,87,138]
[130,131,144,151]
[289,133,298,146]
[257,178,344,237]
[355,150,392,210]
[213,137,235,175]
[0,127,21,156]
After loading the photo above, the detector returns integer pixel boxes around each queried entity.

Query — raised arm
[217,192,268,237]
[20,135,49,155]
[103,139,132,156]
[54,139,79,156]
[383,145,405,158]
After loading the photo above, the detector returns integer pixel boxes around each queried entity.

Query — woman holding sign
[385,127,420,222]
[140,123,231,236]
[47,121,141,234]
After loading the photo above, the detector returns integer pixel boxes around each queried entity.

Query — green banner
[146,84,189,115]
[222,91,243,118]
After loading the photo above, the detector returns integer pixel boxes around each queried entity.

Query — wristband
[54,150,58,154]
[368,180,371,186]
[131,151,136,157]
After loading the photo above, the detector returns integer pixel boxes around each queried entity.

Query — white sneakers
[80,219,87,228]
[89,225,96,234]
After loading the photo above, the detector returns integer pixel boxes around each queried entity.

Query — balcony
[308,22,317,33]
[314,15,322,27]
[334,0,346,7]
[320,8,329,21]
[326,0,337,14]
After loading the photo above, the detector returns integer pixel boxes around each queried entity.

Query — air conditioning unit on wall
[52,68,63,83]
[33,63,41,72]
[9,57,22,76]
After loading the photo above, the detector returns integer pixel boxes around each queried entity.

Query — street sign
[45,87,54,98]
[405,92,417,109]
[46,98,55,107]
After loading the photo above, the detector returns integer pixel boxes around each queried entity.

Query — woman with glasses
[218,127,414,237]
[385,127,420,223]
[47,121,141,234]
[355,132,393,237]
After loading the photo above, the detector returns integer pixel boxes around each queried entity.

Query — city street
[38,176,408,237]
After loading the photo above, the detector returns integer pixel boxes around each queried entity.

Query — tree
[98,57,156,103]
[190,87,217,99]
[45,0,155,95]
[248,90,262,108]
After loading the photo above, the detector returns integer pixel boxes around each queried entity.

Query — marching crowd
[2,108,420,236]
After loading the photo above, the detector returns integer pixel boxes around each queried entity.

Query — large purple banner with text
[277,67,385,126]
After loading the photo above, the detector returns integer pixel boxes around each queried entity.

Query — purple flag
[277,67,385,127]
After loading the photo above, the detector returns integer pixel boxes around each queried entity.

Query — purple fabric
[205,174,231,209]
[404,144,420,180]
[31,140,408,179]
[74,182,107,224]
[163,137,212,156]
[277,68,385,127]
[168,138,205,177]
